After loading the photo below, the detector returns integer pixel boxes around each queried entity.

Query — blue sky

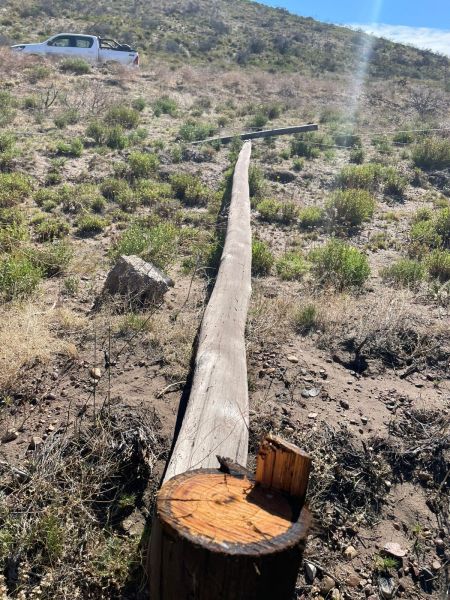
[260,1,450,55]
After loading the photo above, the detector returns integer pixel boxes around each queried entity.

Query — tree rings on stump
[149,469,311,600]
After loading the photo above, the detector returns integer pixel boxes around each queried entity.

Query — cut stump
[149,468,311,600]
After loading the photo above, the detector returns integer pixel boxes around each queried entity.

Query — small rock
[308,388,320,398]
[383,542,407,558]
[28,436,44,451]
[286,355,299,363]
[340,399,350,409]
[90,367,102,380]
[431,560,441,571]
[331,589,341,600]
[320,576,335,594]
[435,538,445,549]
[302,389,311,398]
[308,412,318,419]
[304,560,317,583]
[378,576,395,599]
[346,574,360,587]
[361,416,368,425]
[344,545,358,560]
[1,429,18,443]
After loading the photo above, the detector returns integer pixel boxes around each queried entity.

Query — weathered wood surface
[191,123,318,145]
[149,464,311,599]
[164,141,252,482]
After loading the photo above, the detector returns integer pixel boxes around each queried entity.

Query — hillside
[1,0,450,81]
[0,0,449,599]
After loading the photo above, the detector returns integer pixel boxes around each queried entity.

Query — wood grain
[164,142,252,481]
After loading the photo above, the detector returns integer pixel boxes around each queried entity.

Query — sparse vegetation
[276,252,307,280]
[251,239,274,276]
[326,189,376,228]
[310,239,370,289]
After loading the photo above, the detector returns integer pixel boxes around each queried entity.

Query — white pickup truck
[11,33,139,66]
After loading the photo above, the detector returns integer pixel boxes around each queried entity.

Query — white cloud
[347,23,450,57]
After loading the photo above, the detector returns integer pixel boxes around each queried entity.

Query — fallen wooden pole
[149,436,312,600]
[191,123,318,145]
[163,141,253,481]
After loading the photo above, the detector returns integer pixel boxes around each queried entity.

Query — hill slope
[1,0,450,82]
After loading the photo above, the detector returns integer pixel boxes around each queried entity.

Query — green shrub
[426,249,450,282]
[86,120,107,144]
[105,106,139,129]
[35,217,70,242]
[409,220,442,256]
[294,304,318,333]
[412,137,450,170]
[292,158,304,172]
[178,121,216,142]
[101,178,132,202]
[337,163,406,196]
[434,207,450,247]
[350,148,364,164]
[291,136,320,159]
[381,259,425,288]
[280,201,298,224]
[248,112,268,129]
[128,152,160,179]
[383,167,407,196]
[0,254,42,300]
[256,198,281,222]
[276,252,307,281]
[106,126,128,150]
[0,91,16,127]
[170,173,212,207]
[0,221,28,252]
[55,138,83,158]
[0,173,32,207]
[54,109,79,129]
[131,97,146,112]
[59,57,91,75]
[393,131,415,144]
[135,180,173,206]
[309,239,370,290]
[326,189,376,228]
[251,240,274,276]
[91,196,106,213]
[298,206,325,229]
[76,215,107,236]
[110,222,178,269]
[248,166,266,198]
[411,207,433,224]
[153,96,178,117]
[30,240,73,276]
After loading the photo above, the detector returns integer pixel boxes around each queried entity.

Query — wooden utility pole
[149,437,311,600]
[163,141,253,481]
[148,144,312,600]
[191,123,318,145]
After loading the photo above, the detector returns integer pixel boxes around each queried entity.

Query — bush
[178,121,217,142]
[128,152,160,179]
[110,222,178,269]
[247,112,268,129]
[0,254,42,300]
[426,249,450,282]
[86,120,107,144]
[434,207,450,247]
[251,239,274,276]
[412,137,450,170]
[298,206,325,229]
[35,217,70,242]
[170,173,212,207]
[76,215,107,236]
[292,158,304,172]
[381,259,425,288]
[135,180,173,206]
[409,220,442,256]
[350,148,364,164]
[0,221,28,252]
[309,239,370,290]
[280,201,298,224]
[131,97,146,112]
[105,106,140,129]
[153,96,178,117]
[337,163,406,196]
[294,304,318,333]
[101,178,132,202]
[60,57,91,74]
[0,173,32,207]
[326,189,376,228]
[54,109,79,129]
[30,240,73,276]
[276,252,307,280]
[256,198,281,222]
[291,135,320,159]
[0,91,16,127]
[56,138,83,158]
[106,126,128,150]
[248,166,266,198]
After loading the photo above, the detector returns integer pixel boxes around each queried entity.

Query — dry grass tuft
[0,302,65,393]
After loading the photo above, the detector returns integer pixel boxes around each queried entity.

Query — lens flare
[348,0,384,123]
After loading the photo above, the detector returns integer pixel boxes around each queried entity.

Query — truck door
[45,35,73,57]
[71,36,97,62]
